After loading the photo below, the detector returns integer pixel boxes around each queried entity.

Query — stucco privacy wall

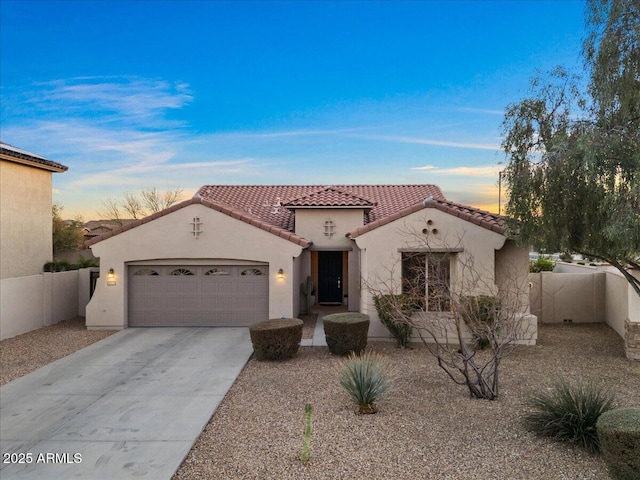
[0,270,86,340]
[353,208,508,338]
[0,161,54,279]
[529,271,606,323]
[86,203,305,329]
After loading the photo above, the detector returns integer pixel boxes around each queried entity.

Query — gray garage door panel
[128,265,268,327]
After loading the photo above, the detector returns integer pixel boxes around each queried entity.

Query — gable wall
[294,209,364,248]
[0,160,54,279]
[353,208,508,337]
[86,204,304,329]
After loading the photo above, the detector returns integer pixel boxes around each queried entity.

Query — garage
[128,265,269,327]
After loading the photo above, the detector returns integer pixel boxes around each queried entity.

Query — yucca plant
[525,379,616,453]
[339,350,393,414]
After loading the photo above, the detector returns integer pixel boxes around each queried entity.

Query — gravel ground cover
[0,317,116,386]
[174,323,640,480]
[2,319,638,479]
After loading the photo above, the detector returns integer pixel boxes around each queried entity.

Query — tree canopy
[52,203,84,254]
[96,186,183,225]
[501,0,640,295]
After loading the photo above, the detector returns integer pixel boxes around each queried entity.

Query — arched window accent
[133,268,159,276]
[170,268,195,276]
[205,268,230,276]
[241,268,264,276]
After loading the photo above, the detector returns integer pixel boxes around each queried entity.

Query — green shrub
[530,256,556,273]
[339,350,393,414]
[43,257,99,272]
[525,379,615,452]
[249,318,303,361]
[373,294,414,348]
[597,408,640,480]
[323,313,369,356]
[459,295,500,350]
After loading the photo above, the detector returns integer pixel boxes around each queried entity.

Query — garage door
[128,265,269,327]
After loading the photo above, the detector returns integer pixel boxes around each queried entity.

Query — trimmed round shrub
[249,318,303,361]
[597,408,640,480]
[323,313,369,356]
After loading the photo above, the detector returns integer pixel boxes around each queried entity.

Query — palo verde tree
[501,0,640,296]
[97,186,183,225]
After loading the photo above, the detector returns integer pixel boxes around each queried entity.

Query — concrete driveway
[0,327,253,480]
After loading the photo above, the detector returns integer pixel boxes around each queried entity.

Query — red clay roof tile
[86,185,504,248]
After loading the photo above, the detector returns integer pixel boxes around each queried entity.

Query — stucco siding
[0,160,53,279]
[86,204,305,329]
[354,208,507,338]
[294,209,364,249]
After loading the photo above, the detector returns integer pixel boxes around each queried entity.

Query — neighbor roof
[0,142,68,172]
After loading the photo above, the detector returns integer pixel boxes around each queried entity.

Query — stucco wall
[86,204,305,329]
[293,209,364,249]
[605,270,629,337]
[0,160,54,279]
[529,271,606,323]
[353,208,508,337]
[0,270,88,340]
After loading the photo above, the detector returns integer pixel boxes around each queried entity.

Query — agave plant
[525,379,615,452]
[339,350,393,414]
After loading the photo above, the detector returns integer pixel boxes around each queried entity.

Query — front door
[318,251,343,304]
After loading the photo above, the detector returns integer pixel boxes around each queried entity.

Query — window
[241,268,264,276]
[170,268,194,276]
[133,268,159,276]
[402,253,451,312]
[205,268,230,276]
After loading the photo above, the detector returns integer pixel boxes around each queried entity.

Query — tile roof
[87,184,505,248]
[283,186,376,208]
[0,141,68,172]
[85,196,312,248]
[347,198,505,238]
[197,184,446,231]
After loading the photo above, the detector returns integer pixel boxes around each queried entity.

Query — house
[0,142,68,279]
[82,219,137,239]
[85,184,536,341]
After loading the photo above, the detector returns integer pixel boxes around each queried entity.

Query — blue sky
[1,0,586,219]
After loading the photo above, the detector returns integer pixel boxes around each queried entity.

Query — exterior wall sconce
[277,268,284,279]
[107,268,116,286]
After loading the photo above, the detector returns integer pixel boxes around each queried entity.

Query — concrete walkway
[0,327,252,480]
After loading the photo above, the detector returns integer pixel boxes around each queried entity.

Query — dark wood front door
[318,251,343,304]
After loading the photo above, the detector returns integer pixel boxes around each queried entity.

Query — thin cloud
[349,134,501,151]
[413,165,437,171]
[18,77,192,132]
[413,164,501,177]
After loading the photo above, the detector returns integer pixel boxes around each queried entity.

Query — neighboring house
[86,184,536,340]
[82,219,137,239]
[0,142,68,279]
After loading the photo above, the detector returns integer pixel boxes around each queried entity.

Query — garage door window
[170,268,195,276]
[133,268,159,276]
[241,268,265,276]
[205,268,230,276]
